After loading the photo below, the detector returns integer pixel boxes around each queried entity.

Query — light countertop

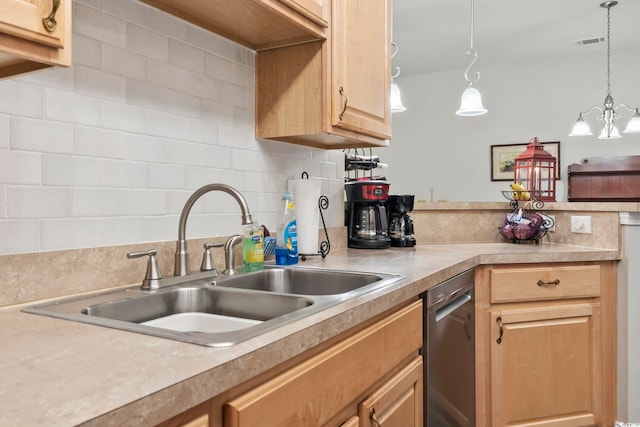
[0,243,619,427]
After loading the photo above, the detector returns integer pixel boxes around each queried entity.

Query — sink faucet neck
[175,183,253,277]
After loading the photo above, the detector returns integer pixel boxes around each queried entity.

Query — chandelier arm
[614,104,637,113]
[580,106,604,117]
[392,66,400,80]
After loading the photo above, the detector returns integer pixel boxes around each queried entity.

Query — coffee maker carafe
[345,180,391,249]
[387,194,416,247]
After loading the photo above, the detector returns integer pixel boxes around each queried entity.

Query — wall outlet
[571,215,592,234]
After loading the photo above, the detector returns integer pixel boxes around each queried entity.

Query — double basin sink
[24,266,405,347]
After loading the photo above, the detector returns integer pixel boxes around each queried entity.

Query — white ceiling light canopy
[569,1,640,140]
[390,43,407,113]
[456,0,487,117]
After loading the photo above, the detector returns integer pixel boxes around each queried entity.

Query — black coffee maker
[387,195,416,247]
[345,180,391,249]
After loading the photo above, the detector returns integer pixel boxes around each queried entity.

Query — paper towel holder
[298,172,330,261]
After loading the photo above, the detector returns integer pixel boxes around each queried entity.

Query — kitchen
[0,0,637,426]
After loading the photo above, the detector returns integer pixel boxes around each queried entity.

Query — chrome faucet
[175,183,253,276]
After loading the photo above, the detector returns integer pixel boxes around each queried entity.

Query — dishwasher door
[424,269,475,427]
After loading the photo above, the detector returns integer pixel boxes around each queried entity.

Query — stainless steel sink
[23,266,405,347]
[215,266,387,295]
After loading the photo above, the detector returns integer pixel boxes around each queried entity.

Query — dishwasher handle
[435,291,472,322]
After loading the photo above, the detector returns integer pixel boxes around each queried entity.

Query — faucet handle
[223,234,243,276]
[127,249,163,290]
[201,242,223,274]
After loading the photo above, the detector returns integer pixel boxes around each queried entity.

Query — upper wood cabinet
[0,0,71,78]
[139,0,328,51]
[256,0,392,149]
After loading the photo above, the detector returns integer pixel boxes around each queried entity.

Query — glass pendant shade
[623,109,640,133]
[598,125,622,139]
[456,83,487,116]
[390,80,406,113]
[569,114,593,136]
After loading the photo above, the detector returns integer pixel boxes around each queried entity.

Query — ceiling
[392,0,640,77]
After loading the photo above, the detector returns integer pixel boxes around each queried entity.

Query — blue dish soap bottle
[276,191,298,265]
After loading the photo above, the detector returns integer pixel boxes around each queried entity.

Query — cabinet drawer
[491,265,601,303]
[224,301,422,427]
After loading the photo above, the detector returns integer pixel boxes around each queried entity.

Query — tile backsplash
[0,0,344,256]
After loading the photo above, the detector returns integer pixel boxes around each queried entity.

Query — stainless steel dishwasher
[424,269,475,427]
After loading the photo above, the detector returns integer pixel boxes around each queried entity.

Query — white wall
[383,49,640,202]
[0,0,344,256]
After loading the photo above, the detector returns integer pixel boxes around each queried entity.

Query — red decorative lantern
[513,137,557,201]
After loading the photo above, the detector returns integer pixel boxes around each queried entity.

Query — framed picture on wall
[490,141,560,181]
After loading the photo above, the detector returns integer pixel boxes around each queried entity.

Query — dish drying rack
[344,148,388,181]
[498,190,555,244]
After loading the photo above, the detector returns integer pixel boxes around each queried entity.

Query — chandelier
[390,43,407,113]
[455,0,487,116]
[569,1,640,139]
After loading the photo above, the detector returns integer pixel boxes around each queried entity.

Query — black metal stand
[498,191,555,244]
[299,195,331,261]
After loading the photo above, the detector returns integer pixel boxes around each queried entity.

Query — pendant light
[569,1,640,139]
[456,0,487,116]
[390,43,407,113]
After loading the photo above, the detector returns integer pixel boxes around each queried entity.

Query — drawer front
[491,264,601,303]
[224,300,422,427]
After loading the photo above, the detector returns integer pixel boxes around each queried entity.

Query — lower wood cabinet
[475,262,616,427]
[224,300,422,427]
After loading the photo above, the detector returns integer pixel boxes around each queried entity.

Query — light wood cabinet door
[224,301,422,427]
[332,0,391,140]
[358,356,423,427]
[489,303,600,427]
[0,0,71,78]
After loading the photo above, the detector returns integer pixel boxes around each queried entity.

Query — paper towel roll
[290,178,321,254]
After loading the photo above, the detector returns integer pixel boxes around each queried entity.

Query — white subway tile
[166,189,198,215]
[232,149,259,171]
[218,124,251,148]
[204,53,234,82]
[7,186,72,218]
[0,116,9,149]
[320,161,338,179]
[202,100,234,124]
[74,126,125,159]
[75,0,100,9]
[186,119,218,145]
[75,65,126,102]
[96,158,147,188]
[10,117,73,154]
[73,188,122,217]
[147,8,188,42]
[0,185,6,218]
[167,140,231,168]
[126,23,169,61]
[102,44,147,80]
[220,81,250,109]
[72,34,103,68]
[148,58,188,92]
[186,25,225,55]
[167,90,202,119]
[93,217,146,246]
[144,215,179,242]
[42,155,101,186]
[147,163,186,189]
[74,3,126,48]
[233,106,254,129]
[15,66,75,91]
[121,189,167,216]
[168,39,203,73]
[102,101,147,134]
[126,79,168,110]
[0,81,44,118]
[122,134,167,163]
[233,63,254,89]
[147,110,186,139]
[0,220,39,254]
[186,72,220,100]
[40,217,146,250]
[185,168,244,191]
[0,151,41,185]
[45,89,101,126]
[102,0,147,26]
